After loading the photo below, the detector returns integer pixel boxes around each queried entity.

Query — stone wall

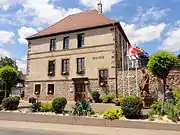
[25,79,116,101]
[25,81,74,101]
[117,67,180,98]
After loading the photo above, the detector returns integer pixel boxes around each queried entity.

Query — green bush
[14,96,20,101]
[116,108,123,117]
[2,97,19,110]
[72,100,94,116]
[101,94,115,103]
[52,97,67,113]
[103,108,123,120]
[121,96,143,119]
[31,102,41,112]
[40,102,52,112]
[163,103,179,122]
[172,89,180,104]
[92,91,100,103]
[149,102,162,116]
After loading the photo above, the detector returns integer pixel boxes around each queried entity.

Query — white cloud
[18,27,37,44]
[0,0,82,27]
[80,0,121,12]
[162,27,180,52]
[0,31,14,45]
[132,7,170,25]
[0,0,17,10]
[19,0,82,26]
[21,55,27,61]
[121,22,166,45]
[16,60,26,73]
[0,48,11,58]
[16,55,27,73]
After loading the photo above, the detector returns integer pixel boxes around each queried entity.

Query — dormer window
[50,39,56,51]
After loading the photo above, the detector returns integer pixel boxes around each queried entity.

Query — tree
[0,57,18,70]
[147,51,178,103]
[0,66,19,96]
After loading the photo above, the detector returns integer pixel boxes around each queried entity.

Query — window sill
[77,71,85,75]
[48,73,55,76]
[62,72,69,76]
[47,93,54,95]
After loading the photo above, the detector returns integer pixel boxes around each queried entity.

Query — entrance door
[75,83,86,101]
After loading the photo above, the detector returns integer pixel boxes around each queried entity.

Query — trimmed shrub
[31,102,41,112]
[101,94,115,103]
[121,96,143,119]
[103,108,123,120]
[14,96,20,101]
[149,102,162,117]
[72,100,94,116]
[2,97,19,110]
[40,102,52,112]
[52,97,67,113]
[92,91,100,103]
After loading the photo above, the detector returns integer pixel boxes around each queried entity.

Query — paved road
[0,128,95,135]
[0,121,179,135]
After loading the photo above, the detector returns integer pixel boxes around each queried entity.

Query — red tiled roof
[27,10,117,39]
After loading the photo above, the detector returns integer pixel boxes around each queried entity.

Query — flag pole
[134,54,139,96]
[135,58,138,96]
[127,42,130,96]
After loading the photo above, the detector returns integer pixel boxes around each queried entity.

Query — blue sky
[0,0,180,72]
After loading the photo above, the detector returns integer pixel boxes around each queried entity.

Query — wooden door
[75,83,86,101]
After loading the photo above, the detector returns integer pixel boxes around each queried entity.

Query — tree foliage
[0,57,18,70]
[147,51,178,79]
[0,66,19,84]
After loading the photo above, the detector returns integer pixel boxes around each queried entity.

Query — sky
[0,0,180,73]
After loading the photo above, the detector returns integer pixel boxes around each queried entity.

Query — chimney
[97,0,103,14]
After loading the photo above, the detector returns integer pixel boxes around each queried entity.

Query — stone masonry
[117,67,180,99]
[25,68,180,101]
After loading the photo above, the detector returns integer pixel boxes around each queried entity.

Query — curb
[0,112,179,131]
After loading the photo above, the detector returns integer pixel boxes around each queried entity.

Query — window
[77,33,84,48]
[34,84,41,95]
[48,60,55,76]
[63,37,69,49]
[99,69,108,86]
[62,59,69,75]
[47,84,54,95]
[77,58,85,74]
[50,39,56,51]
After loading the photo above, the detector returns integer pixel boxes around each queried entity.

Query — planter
[142,97,154,109]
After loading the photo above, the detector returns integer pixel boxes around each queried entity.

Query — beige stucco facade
[25,25,128,101]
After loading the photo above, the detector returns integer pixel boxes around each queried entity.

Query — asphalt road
[0,121,180,135]
[0,128,96,135]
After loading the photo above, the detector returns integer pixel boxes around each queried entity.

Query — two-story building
[25,4,130,101]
